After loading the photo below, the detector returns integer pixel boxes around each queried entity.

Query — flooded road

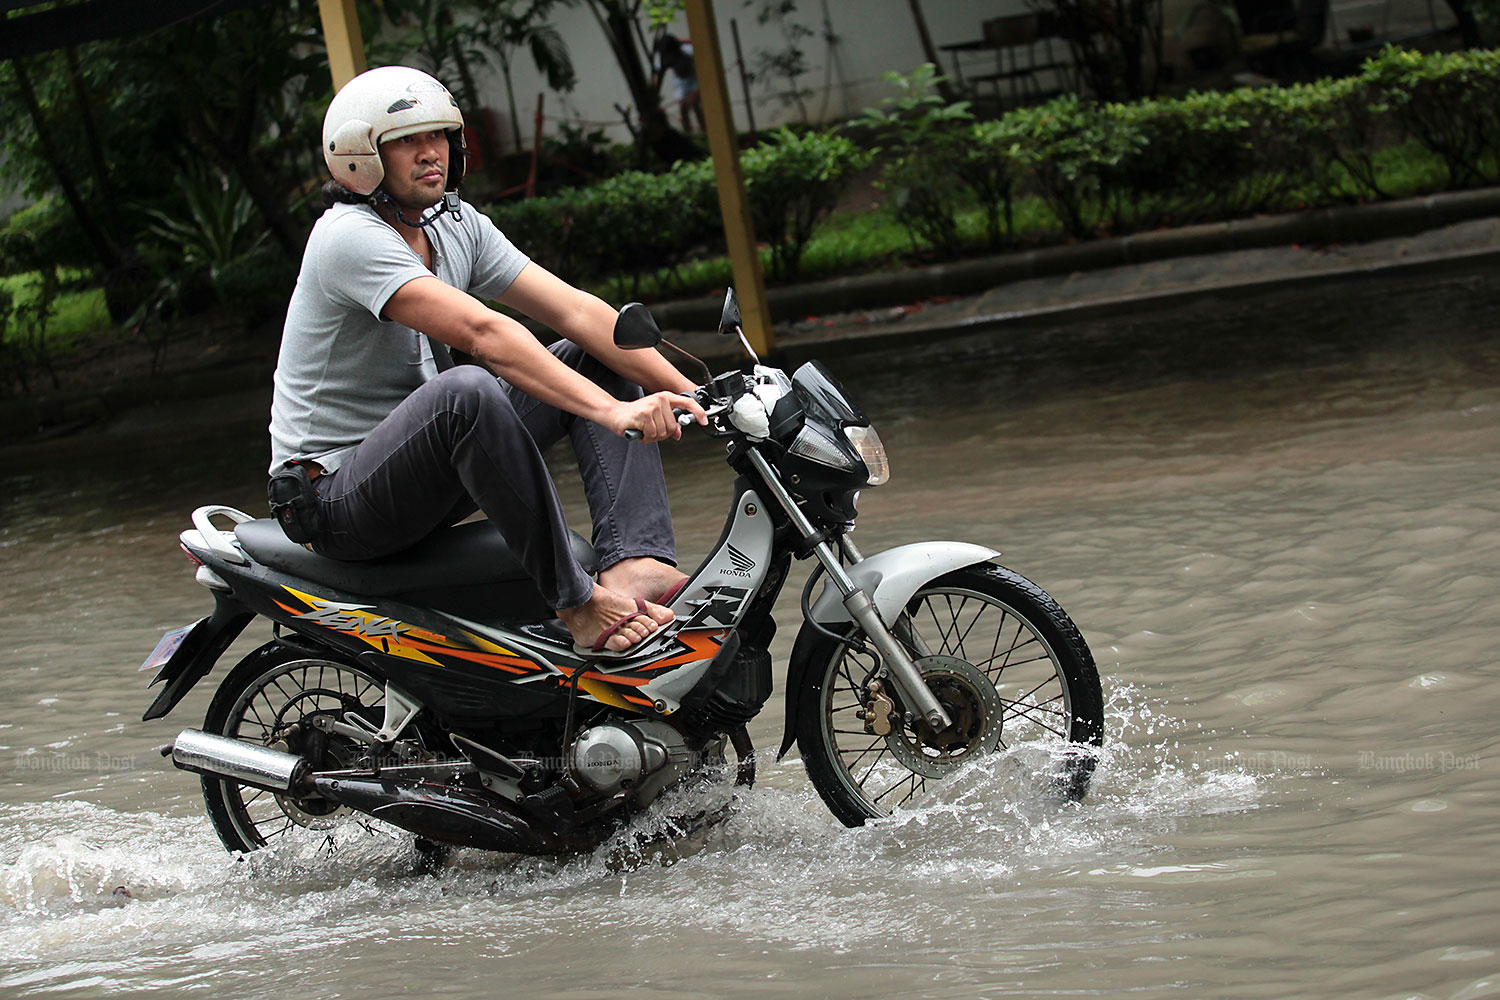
[3,267,1499,998]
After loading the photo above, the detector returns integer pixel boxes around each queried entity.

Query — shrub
[1358,46,1500,188]
[849,64,978,258]
[491,159,723,297]
[741,128,871,281]
[950,119,1036,250]
[1006,95,1146,239]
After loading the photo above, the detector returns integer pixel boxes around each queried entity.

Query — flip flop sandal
[656,578,689,606]
[573,597,659,658]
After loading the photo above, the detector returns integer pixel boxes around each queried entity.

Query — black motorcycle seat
[234,519,599,598]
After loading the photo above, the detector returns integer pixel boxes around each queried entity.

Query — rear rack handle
[189,505,255,566]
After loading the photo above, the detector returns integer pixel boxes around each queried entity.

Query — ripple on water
[0,684,1265,983]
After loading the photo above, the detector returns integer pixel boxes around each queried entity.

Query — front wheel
[795,563,1104,827]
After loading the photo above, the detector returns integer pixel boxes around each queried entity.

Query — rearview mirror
[614,302,662,350]
[718,289,742,338]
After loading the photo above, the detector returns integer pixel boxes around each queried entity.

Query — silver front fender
[809,541,1000,625]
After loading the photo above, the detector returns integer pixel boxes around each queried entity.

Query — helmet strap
[378,191,462,228]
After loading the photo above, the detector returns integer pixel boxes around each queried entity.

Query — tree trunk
[906,0,959,103]
[497,49,525,153]
[7,55,155,322]
[585,0,691,163]
[62,46,127,237]
[10,57,120,269]
[1441,0,1483,46]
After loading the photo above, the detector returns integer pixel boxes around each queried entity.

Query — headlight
[788,424,857,473]
[844,425,889,486]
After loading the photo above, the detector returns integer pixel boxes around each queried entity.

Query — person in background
[655,34,706,133]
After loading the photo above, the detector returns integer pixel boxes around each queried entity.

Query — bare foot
[557,583,674,653]
[598,557,688,606]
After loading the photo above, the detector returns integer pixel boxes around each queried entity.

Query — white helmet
[323,65,466,197]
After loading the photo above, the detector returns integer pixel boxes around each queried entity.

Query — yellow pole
[683,0,776,356]
[318,0,368,92]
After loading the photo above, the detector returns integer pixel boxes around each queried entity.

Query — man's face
[378,128,449,211]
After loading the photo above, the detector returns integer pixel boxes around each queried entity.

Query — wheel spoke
[973,639,1044,673]
[855,744,893,787]
[948,598,989,660]
[997,698,1068,737]
[842,737,887,774]
[873,770,924,807]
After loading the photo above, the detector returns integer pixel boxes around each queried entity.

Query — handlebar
[623,409,697,441]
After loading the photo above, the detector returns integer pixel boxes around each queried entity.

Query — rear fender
[778,541,998,759]
[142,591,253,721]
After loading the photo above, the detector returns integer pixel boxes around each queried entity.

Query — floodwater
[2,266,1498,999]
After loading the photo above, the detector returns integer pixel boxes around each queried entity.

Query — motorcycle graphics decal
[275,586,542,673]
[275,585,729,713]
[527,629,730,711]
[681,587,750,628]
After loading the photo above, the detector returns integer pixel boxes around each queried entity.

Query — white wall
[465,0,1027,151]
[457,0,1459,152]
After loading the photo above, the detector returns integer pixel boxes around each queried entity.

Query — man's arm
[382,274,703,443]
[497,262,701,398]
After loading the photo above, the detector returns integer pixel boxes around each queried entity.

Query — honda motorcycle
[138,290,1104,858]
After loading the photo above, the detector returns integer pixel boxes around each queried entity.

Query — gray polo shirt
[268,200,529,474]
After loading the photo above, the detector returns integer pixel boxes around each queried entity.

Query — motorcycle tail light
[180,543,204,569]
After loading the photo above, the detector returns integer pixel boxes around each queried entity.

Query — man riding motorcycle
[271,65,706,656]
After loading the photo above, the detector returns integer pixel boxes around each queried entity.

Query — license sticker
[138,619,205,673]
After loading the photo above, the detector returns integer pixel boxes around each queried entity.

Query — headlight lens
[844,425,889,486]
[788,424,857,473]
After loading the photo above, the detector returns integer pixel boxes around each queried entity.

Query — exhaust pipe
[171,729,309,794]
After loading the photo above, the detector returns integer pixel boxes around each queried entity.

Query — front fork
[744,449,953,731]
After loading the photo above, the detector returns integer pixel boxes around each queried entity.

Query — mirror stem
[658,337,714,386]
[734,327,760,365]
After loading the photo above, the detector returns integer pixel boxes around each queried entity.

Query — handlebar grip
[625,409,695,441]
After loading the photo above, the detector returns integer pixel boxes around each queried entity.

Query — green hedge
[487,127,869,295]
[893,47,1500,251]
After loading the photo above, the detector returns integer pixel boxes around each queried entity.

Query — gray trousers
[309,340,676,610]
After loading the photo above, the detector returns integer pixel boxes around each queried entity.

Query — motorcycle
[138,290,1104,858]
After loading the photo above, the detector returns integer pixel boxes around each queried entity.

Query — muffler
[170,728,309,794]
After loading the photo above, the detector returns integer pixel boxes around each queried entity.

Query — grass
[0,270,112,348]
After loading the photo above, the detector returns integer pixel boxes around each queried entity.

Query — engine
[567,719,693,806]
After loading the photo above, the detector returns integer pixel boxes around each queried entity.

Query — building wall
[460,0,1456,153]
[465,0,1028,151]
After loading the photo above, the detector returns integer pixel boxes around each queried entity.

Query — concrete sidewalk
[746,214,1500,368]
[668,192,1500,368]
[5,189,1500,443]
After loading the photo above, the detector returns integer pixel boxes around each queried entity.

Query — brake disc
[883,655,1004,779]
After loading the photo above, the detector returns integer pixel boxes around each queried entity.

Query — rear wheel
[796,563,1104,827]
[200,642,389,854]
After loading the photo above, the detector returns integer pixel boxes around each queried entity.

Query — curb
[647,187,1500,332]
[754,242,1500,369]
[5,186,1500,442]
